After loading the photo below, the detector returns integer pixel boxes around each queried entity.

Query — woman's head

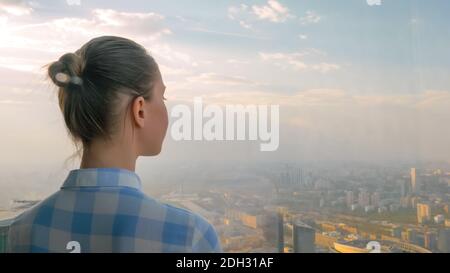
[47,36,168,156]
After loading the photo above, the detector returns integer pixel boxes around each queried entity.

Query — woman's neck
[80,138,137,172]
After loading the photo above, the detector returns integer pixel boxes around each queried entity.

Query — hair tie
[70,76,83,86]
[55,72,83,87]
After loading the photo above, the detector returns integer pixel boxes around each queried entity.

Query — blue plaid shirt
[7,168,221,253]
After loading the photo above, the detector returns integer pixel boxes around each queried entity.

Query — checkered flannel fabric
[7,168,221,253]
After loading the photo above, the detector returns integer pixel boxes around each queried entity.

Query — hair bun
[48,60,67,87]
[48,53,84,88]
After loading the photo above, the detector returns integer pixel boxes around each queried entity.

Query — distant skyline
[0,0,449,172]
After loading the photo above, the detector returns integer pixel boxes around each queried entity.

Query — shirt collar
[61,168,142,191]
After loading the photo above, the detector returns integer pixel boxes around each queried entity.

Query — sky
[0,0,449,203]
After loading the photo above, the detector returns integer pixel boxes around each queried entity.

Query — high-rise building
[399,178,409,197]
[371,192,380,207]
[411,196,420,209]
[277,212,284,253]
[292,221,315,253]
[279,166,305,189]
[417,203,431,224]
[345,191,354,208]
[406,229,418,244]
[260,209,283,251]
[437,229,450,253]
[424,232,437,251]
[400,196,411,208]
[319,198,325,208]
[411,168,418,193]
[358,188,370,207]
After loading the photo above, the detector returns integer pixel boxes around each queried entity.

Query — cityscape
[2,161,449,253]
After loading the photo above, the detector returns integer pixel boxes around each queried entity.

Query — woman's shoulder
[139,195,211,227]
[9,192,59,227]
[139,195,221,252]
[162,203,221,252]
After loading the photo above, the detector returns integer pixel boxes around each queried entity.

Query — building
[410,168,417,192]
[358,189,370,207]
[389,204,400,212]
[364,205,375,213]
[277,212,284,253]
[279,167,305,189]
[319,198,325,208]
[399,178,409,197]
[434,215,445,225]
[391,226,402,239]
[240,213,258,229]
[410,168,417,193]
[333,240,373,253]
[417,203,431,224]
[411,196,420,209]
[437,229,450,253]
[259,210,284,251]
[445,219,450,228]
[406,229,418,244]
[292,221,315,253]
[424,232,437,251]
[371,192,380,207]
[444,204,450,214]
[400,196,411,208]
[345,190,354,208]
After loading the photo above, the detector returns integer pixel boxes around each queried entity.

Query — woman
[7,36,221,253]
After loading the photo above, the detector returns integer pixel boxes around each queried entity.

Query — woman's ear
[132,96,146,128]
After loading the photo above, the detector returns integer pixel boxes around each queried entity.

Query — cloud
[228,3,321,30]
[228,1,293,29]
[226,59,249,65]
[260,52,308,70]
[299,34,308,40]
[91,9,171,37]
[167,87,450,115]
[311,63,340,73]
[238,20,252,30]
[66,0,81,6]
[0,55,44,72]
[252,0,293,23]
[0,6,213,112]
[228,4,255,30]
[159,64,193,77]
[367,0,382,6]
[259,50,340,73]
[187,73,256,86]
[3,8,171,50]
[195,89,349,106]
[299,10,321,25]
[187,27,268,40]
[228,4,246,20]
[0,8,198,75]
[0,0,32,16]
[0,99,32,105]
